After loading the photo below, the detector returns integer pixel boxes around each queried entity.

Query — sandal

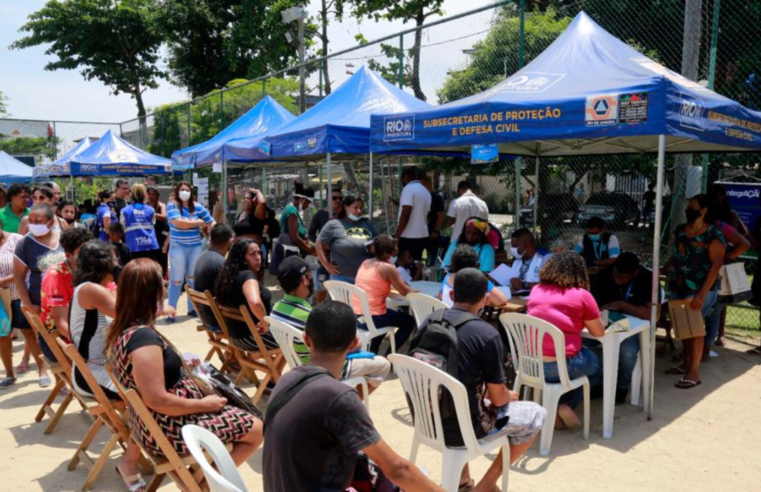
[458,479,475,492]
[675,378,702,389]
[116,466,147,492]
[16,361,29,374]
[665,366,687,375]
[746,347,761,355]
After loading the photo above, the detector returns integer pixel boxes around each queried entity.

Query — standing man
[309,187,342,303]
[422,176,445,266]
[446,180,489,244]
[114,179,130,216]
[0,184,30,234]
[395,168,431,262]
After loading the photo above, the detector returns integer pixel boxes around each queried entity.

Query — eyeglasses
[332,196,342,201]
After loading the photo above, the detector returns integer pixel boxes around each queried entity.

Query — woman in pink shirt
[527,252,605,429]
[354,234,416,355]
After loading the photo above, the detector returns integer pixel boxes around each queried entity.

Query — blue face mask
[588,234,600,241]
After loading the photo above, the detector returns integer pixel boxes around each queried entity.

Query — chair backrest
[406,293,447,327]
[323,280,379,334]
[216,303,270,356]
[265,316,304,370]
[499,313,573,389]
[181,425,248,492]
[187,289,216,329]
[388,354,481,453]
[23,309,72,374]
[204,293,234,340]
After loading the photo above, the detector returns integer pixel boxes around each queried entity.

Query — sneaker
[615,388,628,405]
[187,311,198,319]
[165,315,176,324]
[39,375,51,388]
[0,377,16,389]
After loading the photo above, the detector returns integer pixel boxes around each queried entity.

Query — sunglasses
[332,196,342,201]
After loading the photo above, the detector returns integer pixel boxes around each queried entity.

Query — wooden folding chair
[216,304,285,404]
[55,338,147,491]
[105,365,206,492]
[23,309,95,435]
[187,289,234,372]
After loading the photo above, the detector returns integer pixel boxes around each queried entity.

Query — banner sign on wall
[717,182,761,232]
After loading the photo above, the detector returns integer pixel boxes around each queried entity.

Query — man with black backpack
[263,300,444,492]
[411,268,545,492]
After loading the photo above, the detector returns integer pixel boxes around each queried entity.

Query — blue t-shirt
[166,202,213,247]
[442,241,496,273]
[96,203,117,241]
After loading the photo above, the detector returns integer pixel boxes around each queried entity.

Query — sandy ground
[1,287,761,492]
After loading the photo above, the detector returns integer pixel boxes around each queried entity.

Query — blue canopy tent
[224,66,431,215]
[370,12,761,424]
[171,95,296,170]
[33,136,94,179]
[70,129,174,176]
[0,151,33,183]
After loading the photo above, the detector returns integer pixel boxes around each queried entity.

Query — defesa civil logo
[384,115,415,141]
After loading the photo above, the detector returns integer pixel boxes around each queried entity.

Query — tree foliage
[0,90,8,116]
[0,136,58,161]
[11,0,165,118]
[158,0,314,98]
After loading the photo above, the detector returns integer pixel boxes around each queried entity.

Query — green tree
[351,0,446,101]
[0,90,8,116]
[317,0,347,95]
[0,136,58,161]
[158,0,313,98]
[11,0,165,119]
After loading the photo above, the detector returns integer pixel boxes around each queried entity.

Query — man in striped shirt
[271,256,390,390]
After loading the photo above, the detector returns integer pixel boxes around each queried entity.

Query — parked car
[577,191,640,229]
[520,193,579,224]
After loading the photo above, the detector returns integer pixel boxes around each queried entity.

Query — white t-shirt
[447,191,489,242]
[506,251,549,285]
[397,266,413,284]
[398,181,431,239]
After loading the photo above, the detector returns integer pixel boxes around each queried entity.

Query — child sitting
[395,250,422,284]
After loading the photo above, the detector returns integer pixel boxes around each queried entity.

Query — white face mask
[29,223,51,237]
[178,190,191,202]
[510,246,521,259]
[348,212,362,221]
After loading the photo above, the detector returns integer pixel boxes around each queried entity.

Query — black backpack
[409,309,479,379]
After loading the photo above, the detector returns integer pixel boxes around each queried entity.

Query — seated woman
[442,217,496,273]
[107,259,262,471]
[440,244,508,308]
[527,252,605,429]
[69,240,143,491]
[353,234,417,355]
[215,239,277,352]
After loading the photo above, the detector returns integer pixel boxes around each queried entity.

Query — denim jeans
[168,242,205,310]
[331,275,355,284]
[582,335,640,391]
[544,346,602,409]
[704,299,726,348]
[359,309,416,355]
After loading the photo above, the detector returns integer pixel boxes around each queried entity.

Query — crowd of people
[0,172,758,492]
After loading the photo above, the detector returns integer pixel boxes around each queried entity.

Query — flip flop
[665,366,687,375]
[675,378,702,389]
[457,479,475,492]
[16,362,29,374]
[116,466,147,492]
[745,347,761,355]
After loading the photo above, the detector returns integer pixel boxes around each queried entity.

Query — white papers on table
[606,317,632,333]
[489,263,514,287]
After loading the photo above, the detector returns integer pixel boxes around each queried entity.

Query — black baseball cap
[278,256,310,283]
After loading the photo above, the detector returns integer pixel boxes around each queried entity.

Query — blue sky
[0,0,494,124]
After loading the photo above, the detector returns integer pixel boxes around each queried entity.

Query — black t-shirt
[115,197,127,217]
[234,213,265,238]
[227,270,272,341]
[263,366,381,492]
[265,217,280,242]
[591,266,657,308]
[437,308,506,446]
[113,242,131,267]
[125,327,183,389]
[308,209,331,242]
[193,249,225,327]
[428,192,445,234]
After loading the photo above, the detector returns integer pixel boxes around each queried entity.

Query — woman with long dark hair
[165,181,215,322]
[56,199,81,230]
[316,193,377,284]
[216,239,277,352]
[107,259,262,468]
[441,216,496,273]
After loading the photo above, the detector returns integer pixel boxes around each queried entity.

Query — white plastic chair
[406,292,447,327]
[181,425,248,492]
[499,313,590,456]
[324,280,398,353]
[389,354,510,492]
[266,316,371,409]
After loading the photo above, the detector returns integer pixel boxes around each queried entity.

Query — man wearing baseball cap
[271,256,390,391]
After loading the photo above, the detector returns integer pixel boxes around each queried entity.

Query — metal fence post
[702,0,721,192]
[398,33,404,88]
[514,0,526,230]
[52,121,57,160]
[187,103,192,147]
[319,59,324,99]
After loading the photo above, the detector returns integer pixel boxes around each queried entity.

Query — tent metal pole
[222,160,228,222]
[318,164,323,210]
[327,153,333,214]
[515,158,522,229]
[368,152,374,221]
[533,155,539,234]
[648,134,666,420]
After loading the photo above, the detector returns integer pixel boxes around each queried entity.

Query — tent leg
[648,134,666,420]
[533,156,539,235]
[368,152,374,221]
[70,174,75,201]
[222,160,228,222]
[327,154,332,214]
[515,158,522,229]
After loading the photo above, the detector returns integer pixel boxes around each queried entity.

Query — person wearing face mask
[316,193,377,285]
[664,194,726,390]
[56,200,81,230]
[95,190,118,241]
[441,217,495,274]
[272,256,391,390]
[574,216,620,268]
[270,186,316,276]
[505,228,550,294]
[166,181,215,323]
[13,204,63,387]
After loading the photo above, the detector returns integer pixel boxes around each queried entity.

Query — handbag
[718,262,753,304]
[0,288,11,325]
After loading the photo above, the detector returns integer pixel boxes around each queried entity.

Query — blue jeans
[704,299,726,348]
[582,335,640,391]
[544,346,602,409]
[168,242,205,311]
[359,309,416,355]
[331,275,355,284]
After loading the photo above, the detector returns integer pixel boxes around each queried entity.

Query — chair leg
[582,382,590,442]
[81,432,120,491]
[69,418,104,471]
[36,377,66,422]
[501,443,511,492]
[361,379,370,411]
[539,390,559,456]
[630,354,642,406]
[45,389,73,435]
[409,436,420,463]
[389,333,396,354]
[145,473,165,492]
[440,451,467,492]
